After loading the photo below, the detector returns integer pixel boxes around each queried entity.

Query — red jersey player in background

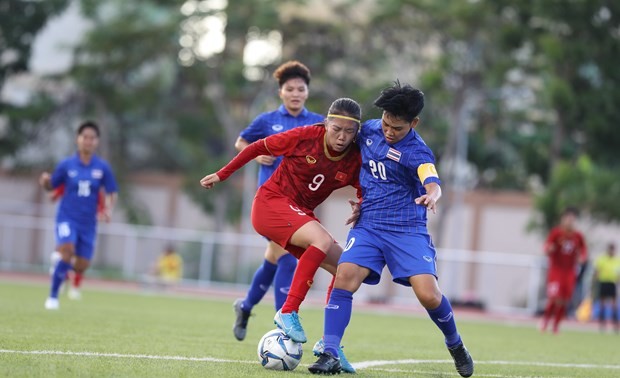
[49,185,107,299]
[540,207,588,334]
[200,97,362,369]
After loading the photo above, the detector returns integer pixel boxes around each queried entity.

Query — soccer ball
[257,328,303,371]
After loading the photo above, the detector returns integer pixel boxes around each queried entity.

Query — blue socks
[323,288,353,357]
[273,253,297,310]
[242,259,277,311]
[242,255,298,312]
[50,260,72,298]
[427,295,461,348]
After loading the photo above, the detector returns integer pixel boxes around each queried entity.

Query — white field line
[2,349,620,374]
[0,349,251,364]
[354,359,620,370]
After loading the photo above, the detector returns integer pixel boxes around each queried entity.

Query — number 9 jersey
[216,125,362,256]
[259,125,361,212]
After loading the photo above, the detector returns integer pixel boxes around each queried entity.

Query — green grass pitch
[1,280,619,377]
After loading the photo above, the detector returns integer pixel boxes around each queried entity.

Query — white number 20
[369,160,387,180]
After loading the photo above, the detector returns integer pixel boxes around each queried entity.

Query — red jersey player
[200,98,362,345]
[540,207,588,333]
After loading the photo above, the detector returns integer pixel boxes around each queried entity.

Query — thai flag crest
[386,148,401,162]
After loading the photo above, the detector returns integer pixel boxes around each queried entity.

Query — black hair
[77,121,100,137]
[273,60,312,87]
[327,97,361,122]
[562,206,580,217]
[373,80,424,123]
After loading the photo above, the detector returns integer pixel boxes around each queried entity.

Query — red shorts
[251,187,318,258]
[546,269,576,300]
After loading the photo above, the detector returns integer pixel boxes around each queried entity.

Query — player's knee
[73,261,90,272]
[312,235,334,253]
[335,266,364,292]
[417,291,442,309]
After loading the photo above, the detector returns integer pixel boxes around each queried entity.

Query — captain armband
[418,163,439,184]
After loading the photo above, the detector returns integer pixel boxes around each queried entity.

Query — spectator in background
[540,207,588,334]
[593,242,620,333]
[155,244,184,286]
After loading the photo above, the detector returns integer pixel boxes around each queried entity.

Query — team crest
[335,171,347,182]
[68,170,78,178]
[366,139,373,146]
[91,169,103,179]
[272,124,284,131]
[306,155,317,164]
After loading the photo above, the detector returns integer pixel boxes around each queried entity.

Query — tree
[494,0,620,226]
[0,0,70,159]
[533,156,620,232]
[494,0,620,170]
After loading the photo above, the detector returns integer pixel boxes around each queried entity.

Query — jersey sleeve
[410,147,441,186]
[263,126,314,156]
[50,160,68,189]
[217,140,272,181]
[102,162,119,193]
[239,114,268,143]
[544,228,559,253]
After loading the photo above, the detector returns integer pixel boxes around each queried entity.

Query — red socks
[73,272,83,288]
[325,275,336,305]
[281,245,326,313]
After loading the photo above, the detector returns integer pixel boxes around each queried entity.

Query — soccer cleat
[448,342,474,377]
[274,309,307,343]
[232,299,251,341]
[68,287,82,300]
[45,297,59,310]
[308,352,342,375]
[313,338,356,373]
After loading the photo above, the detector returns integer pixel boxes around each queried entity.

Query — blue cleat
[274,309,307,343]
[313,338,356,374]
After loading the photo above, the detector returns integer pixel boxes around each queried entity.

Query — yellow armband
[418,163,439,183]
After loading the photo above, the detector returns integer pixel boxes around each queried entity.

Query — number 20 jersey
[356,119,440,232]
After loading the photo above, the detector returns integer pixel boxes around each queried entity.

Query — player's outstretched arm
[235,136,276,166]
[200,173,221,189]
[415,182,442,214]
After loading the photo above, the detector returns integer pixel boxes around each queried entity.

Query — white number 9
[308,174,325,191]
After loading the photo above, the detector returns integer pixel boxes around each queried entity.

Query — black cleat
[308,352,342,375]
[232,299,251,341]
[448,342,474,377]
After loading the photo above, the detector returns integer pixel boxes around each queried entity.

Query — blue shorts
[55,219,97,260]
[339,226,437,286]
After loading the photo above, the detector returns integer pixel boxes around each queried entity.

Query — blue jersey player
[40,121,118,310]
[309,82,474,377]
[232,61,323,341]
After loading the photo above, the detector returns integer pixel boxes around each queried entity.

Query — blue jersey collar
[278,104,308,117]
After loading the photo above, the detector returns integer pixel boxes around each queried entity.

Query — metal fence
[0,213,547,315]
